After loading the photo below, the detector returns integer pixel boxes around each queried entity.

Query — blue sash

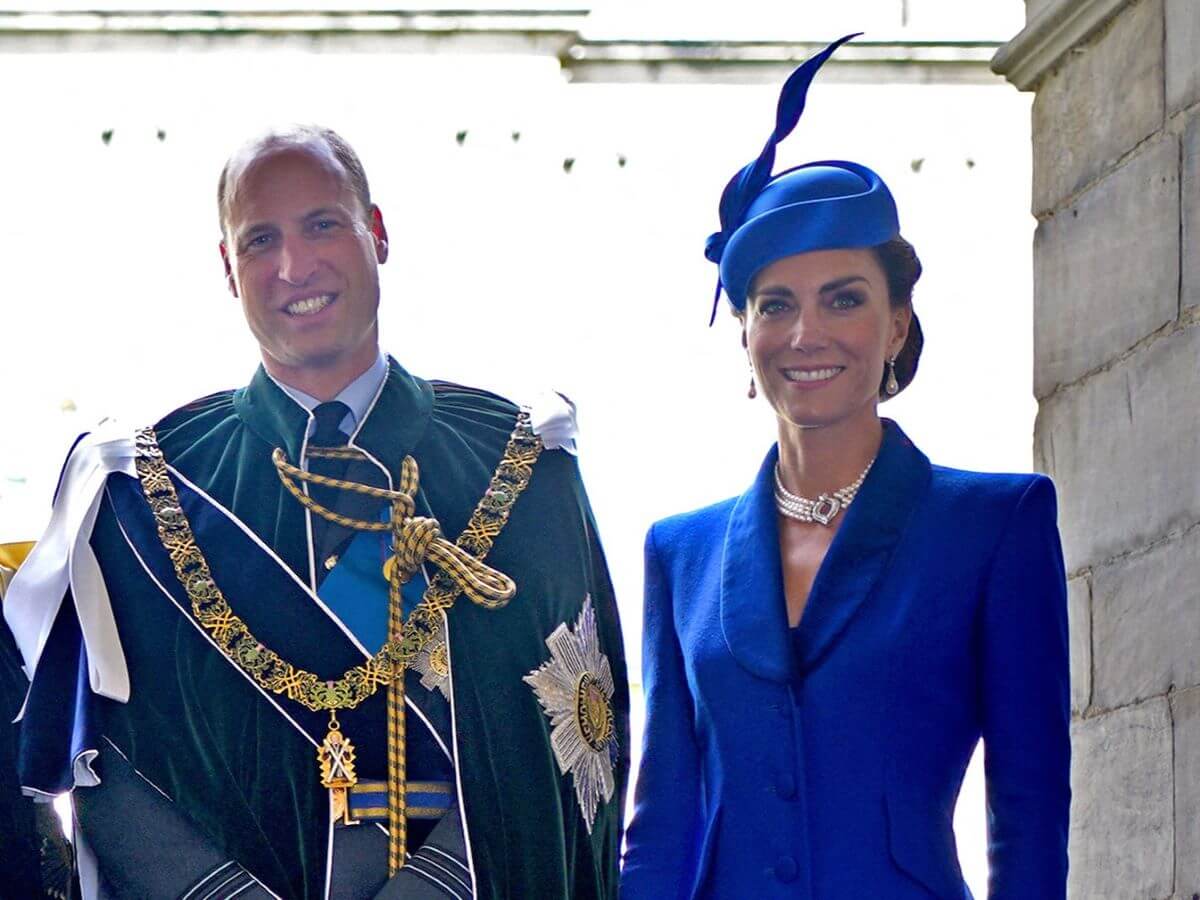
[319,524,424,652]
[320,523,454,822]
[21,471,455,814]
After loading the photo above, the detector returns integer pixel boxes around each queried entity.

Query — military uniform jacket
[12,359,629,899]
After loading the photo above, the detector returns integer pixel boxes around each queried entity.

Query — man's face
[220,143,388,391]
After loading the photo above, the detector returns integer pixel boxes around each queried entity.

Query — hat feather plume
[706,32,861,324]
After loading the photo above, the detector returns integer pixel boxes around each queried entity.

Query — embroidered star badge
[523,596,616,833]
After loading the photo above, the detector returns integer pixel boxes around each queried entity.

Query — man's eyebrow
[303,207,345,220]
[236,222,276,242]
[818,275,871,293]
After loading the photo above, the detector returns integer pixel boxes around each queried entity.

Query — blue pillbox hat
[705,34,901,321]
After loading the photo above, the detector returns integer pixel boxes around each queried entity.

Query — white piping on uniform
[110,498,318,748]
[411,851,471,893]
[163,465,371,659]
[179,861,234,899]
[443,609,479,897]
[323,810,335,900]
[299,416,318,595]
[102,736,173,802]
[403,861,466,900]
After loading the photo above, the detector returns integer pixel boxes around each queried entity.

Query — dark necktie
[311,401,351,449]
[308,401,352,571]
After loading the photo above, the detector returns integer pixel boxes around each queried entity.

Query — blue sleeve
[76,741,275,898]
[980,476,1071,899]
[620,525,703,900]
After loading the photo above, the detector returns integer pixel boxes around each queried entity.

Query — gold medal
[318,713,360,826]
[133,412,541,875]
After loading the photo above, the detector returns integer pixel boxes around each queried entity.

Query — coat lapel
[720,422,932,682]
[794,421,931,673]
[720,445,793,682]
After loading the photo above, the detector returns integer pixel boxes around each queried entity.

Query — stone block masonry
[1068,699,1174,900]
[998,0,1200,895]
[1030,0,1163,216]
[1033,134,1178,397]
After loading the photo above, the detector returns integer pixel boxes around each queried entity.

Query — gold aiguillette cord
[272,445,523,874]
[132,415,538,881]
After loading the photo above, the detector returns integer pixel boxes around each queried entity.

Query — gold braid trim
[130,411,543,713]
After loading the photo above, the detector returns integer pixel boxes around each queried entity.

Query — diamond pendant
[810,495,840,526]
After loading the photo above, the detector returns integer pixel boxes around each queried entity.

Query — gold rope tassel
[133,421,539,886]
[386,544,407,874]
[270,450,508,875]
[265,438,537,878]
[273,450,517,609]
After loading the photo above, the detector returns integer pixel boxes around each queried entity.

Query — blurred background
[0,3,1031,894]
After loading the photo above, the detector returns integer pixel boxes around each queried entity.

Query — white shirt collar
[273,352,388,438]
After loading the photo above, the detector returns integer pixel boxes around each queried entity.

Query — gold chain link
[130,412,542,713]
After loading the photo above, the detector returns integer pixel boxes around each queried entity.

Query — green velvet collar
[231,357,435,474]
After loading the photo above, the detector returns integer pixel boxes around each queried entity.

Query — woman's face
[743,248,910,431]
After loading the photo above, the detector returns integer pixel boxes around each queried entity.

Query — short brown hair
[216,125,372,237]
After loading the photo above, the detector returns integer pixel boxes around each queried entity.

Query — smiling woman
[621,35,1070,900]
[743,247,910,435]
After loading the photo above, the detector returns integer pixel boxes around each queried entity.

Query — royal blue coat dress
[621,422,1070,900]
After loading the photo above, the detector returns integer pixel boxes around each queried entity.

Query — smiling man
[218,133,388,400]
[5,126,628,899]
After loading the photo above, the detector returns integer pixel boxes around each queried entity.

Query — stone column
[994,1,1200,898]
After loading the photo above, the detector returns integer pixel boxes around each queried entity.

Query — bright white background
[0,4,1031,895]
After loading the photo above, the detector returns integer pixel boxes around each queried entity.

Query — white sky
[0,6,1034,894]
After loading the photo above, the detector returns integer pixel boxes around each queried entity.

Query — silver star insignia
[523,597,616,833]
[412,617,452,700]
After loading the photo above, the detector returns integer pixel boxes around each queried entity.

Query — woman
[620,36,1070,900]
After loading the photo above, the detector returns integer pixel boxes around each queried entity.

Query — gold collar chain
[133,413,541,873]
[131,413,540,712]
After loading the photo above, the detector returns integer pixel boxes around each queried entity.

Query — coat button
[774,855,798,882]
[776,772,796,800]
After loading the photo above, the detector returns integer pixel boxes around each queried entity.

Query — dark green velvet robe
[88,359,629,899]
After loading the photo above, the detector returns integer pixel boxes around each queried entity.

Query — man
[4,126,628,898]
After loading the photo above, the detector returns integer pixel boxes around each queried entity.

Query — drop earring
[885,355,899,396]
[748,375,757,399]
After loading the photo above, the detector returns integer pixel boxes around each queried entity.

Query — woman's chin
[774,397,879,433]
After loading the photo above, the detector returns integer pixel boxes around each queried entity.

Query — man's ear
[219,240,238,298]
[370,206,389,264]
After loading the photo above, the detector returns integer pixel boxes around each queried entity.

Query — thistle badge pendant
[318,716,360,826]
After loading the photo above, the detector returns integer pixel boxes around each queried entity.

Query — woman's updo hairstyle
[872,236,923,400]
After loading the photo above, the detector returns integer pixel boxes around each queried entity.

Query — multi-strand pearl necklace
[773,459,875,526]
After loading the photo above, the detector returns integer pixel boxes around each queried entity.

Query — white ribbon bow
[528,390,579,455]
[4,421,138,709]
[3,392,578,717]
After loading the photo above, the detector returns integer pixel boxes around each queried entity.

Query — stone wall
[998,1,1200,897]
